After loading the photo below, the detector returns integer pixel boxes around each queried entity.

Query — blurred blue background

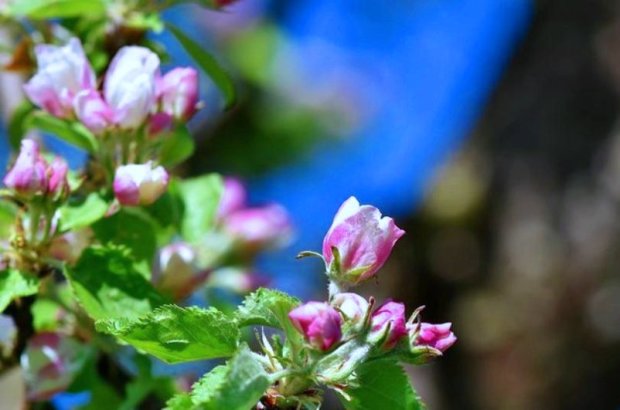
[244,0,531,296]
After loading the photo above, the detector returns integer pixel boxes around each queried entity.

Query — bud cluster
[23,38,201,208]
[3,139,69,203]
[271,198,456,405]
[25,39,199,134]
[2,139,71,270]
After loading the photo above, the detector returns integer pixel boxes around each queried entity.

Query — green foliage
[236,288,300,329]
[166,344,270,410]
[236,288,304,354]
[159,124,196,167]
[0,201,17,238]
[31,298,63,332]
[178,174,223,243]
[7,0,106,18]
[59,193,108,232]
[92,209,158,264]
[341,359,424,410]
[64,245,167,321]
[144,182,184,231]
[96,305,240,364]
[0,269,39,312]
[26,112,99,153]
[155,0,220,10]
[167,24,236,109]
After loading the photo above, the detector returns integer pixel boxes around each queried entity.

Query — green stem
[28,204,41,245]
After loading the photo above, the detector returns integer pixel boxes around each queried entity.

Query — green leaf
[126,12,165,33]
[156,0,219,10]
[236,288,300,329]
[144,181,184,230]
[31,298,64,332]
[0,201,17,238]
[7,101,35,149]
[236,288,303,355]
[167,344,269,410]
[341,360,424,410]
[0,269,39,312]
[26,112,98,153]
[167,24,236,109]
[96,305,240,364]
[59,193,108,232]
[92,209,158,263]
[159,124,195,167]
[188,365,228,405]
[8,0,106,18]
[64,246,167,321]
[178,174,222,243]
[165,393,193,410]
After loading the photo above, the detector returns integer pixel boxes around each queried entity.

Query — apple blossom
[24,38,95,118]
[158,67,199,121]
[155,242,200,299]
[46,157,69,199]
[323,196,404,286]
[73,90,113,134]
[104,46,160,129]
[369,300,407,350]
[289,302,342,351]
[414,322,457,353]
[331,292,369,324]
[3,139,47,197]
[113,162,169,206]
[217,177,247,220]
[223,204,291,248]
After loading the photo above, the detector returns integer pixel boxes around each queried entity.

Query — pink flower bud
[104,46,160,129]
[206,267,269,294]
[217,177,247,220]
[3,139,47,197]
[331,292,369,323]
[415,322,457,353]
[369,301,407,349]
[323,197,404,285]
[113,162,169,206]
[158,67,199,121]
[223,204,292,249]
[23,38,96,118]
[21,333,90,401]
[46,157,69,199]
[155,243,199,299]
[73,89,113,134]
[289,302,342,351]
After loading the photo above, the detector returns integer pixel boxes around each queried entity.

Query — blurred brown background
[383,1,620,408]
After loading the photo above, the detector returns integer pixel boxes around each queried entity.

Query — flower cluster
[23,38,200,208]
[274,197,456,402]
[2,139,71,270]
[25,39,199,133]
